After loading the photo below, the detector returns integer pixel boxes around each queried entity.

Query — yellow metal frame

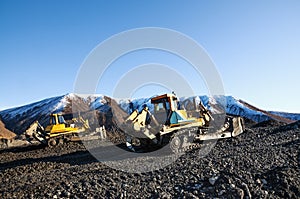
[45,114,84,138]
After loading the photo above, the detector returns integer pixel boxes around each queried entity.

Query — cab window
[165,101,170,110]
[50,116,56,125]
[58,115,66,124]
[154,103,164,112]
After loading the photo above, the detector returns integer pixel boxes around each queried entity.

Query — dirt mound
[252,119,287,128]
[242,117,257,128]
[278,120,300,131]
[104,96,128,124]
[0,119,16,139]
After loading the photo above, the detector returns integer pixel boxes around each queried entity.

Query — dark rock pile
[0,122,299,198]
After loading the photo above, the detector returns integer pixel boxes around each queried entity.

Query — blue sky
[0,0,299,112]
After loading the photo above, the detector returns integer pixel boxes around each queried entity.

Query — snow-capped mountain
[0,94,90,134]
[0,94,67,134]
[0,93,299,135]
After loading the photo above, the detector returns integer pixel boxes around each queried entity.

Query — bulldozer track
[170,127,203,153]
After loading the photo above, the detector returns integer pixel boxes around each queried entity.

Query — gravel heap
[0,122,299,198]
[0,119,16,140]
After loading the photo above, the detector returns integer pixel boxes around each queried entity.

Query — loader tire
[48,138,57,147]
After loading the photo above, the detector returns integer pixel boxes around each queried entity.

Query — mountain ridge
[0,93,299,135]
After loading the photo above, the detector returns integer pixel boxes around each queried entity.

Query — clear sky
[0,0,299,112]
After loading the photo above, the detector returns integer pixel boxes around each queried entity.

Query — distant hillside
[0,93,299,135]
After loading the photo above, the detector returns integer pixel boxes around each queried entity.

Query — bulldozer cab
[151,94,176,125]
[151,94,193,126]
[152,93,179,112]
[45,114,78,134]
[49,114,66,125]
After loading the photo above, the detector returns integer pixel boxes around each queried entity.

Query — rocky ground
[0,121,299,199]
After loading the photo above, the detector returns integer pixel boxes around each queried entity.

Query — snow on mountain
[0,94,66,122]
[88,94,112,113]
[118,97,155,114]
[1,93,299,135]
[269,111,300,121]
[0,93,89,134]
[223,96,271,122]
[115,95,299,123]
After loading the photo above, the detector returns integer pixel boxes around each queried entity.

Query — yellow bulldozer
[27,113,106,147]
[123,93,245,152]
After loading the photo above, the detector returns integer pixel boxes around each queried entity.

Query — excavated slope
[0,119,16,139]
